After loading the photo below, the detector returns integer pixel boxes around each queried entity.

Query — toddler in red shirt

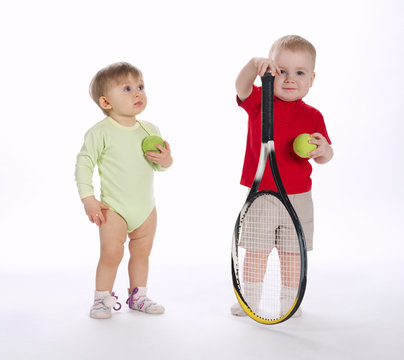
[231,35,333,318]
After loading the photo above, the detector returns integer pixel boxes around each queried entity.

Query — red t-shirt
[238,85,331,194]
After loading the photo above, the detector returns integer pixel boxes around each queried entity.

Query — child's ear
[99,96,112,110]
[310,72,316,87]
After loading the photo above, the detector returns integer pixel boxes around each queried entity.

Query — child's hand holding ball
[142,135,173,168]
[293,132,333,164]
[142,135,166,154]
[293,133,318,158]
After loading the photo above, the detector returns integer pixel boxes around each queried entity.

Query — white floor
[1,255,403,360]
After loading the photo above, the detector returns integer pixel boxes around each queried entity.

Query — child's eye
[123,86,132,92]
[280,69,286,74]
[297,71,305,76]
[138,85,144,91]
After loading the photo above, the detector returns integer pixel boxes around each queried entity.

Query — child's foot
[292,307,302,317]
[231,301,302,318]
[231,282,263,317]
[90,290,121,319]
[126,287,165,314]
[230,302,247,316]
[280,301,303,317]
[280,285,302,318]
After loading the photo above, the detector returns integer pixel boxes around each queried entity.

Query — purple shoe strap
[111,291,121,311]
[126,287,139,309]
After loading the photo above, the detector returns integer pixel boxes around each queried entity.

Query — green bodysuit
[75,117,164,232]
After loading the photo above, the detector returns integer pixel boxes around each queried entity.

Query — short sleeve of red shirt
[237,85,331,194]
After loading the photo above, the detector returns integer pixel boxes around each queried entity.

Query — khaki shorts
[239,191,314,253]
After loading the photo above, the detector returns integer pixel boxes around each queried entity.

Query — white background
[0,0,403,359]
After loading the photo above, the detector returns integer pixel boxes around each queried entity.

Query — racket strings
[238,193,300,320]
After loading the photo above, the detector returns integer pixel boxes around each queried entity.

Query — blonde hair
[89,62,143,115]
[269,35,316,69]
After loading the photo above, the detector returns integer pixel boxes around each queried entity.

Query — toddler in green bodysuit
[75,62,173,319]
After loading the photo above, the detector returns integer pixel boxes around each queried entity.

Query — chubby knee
[100,245,124,266]
[129,237,153,253]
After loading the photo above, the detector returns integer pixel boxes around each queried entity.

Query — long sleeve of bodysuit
[74,128,104,199]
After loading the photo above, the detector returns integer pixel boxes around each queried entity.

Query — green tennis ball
[293,133,317,158]
[142,135,165,154]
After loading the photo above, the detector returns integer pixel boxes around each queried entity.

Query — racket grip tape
[261,73,275,142]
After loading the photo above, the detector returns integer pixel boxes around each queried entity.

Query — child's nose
[285,74,295,82]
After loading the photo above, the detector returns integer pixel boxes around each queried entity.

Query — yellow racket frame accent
[233,287,299,324]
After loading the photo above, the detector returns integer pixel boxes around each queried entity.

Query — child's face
[100,74,147,120]
[272,49,315,102]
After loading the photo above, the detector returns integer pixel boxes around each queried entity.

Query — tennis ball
[142,135,165,153]
[293,133,317,158]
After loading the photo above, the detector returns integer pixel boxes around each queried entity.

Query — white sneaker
[230,302,247,316]
[292,307,302,317]
[231,282,263,317]
[280,286,302,318]
[126,287,165,314]
[90,291,121,319]
[232,301,302,318]
[281,304,303,318]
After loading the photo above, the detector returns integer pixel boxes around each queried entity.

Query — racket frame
[231,73,307,324]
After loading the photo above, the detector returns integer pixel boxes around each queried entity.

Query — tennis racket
[231,72,307,324]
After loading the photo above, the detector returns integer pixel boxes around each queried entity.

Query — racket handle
[261,72,275,142]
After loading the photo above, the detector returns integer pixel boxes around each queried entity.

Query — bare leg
[279,251,301,288]
[279,251,302,317]
[127,207,157,291]
[232,250,271,315]
[126,208,164,314]
[243,250,271,282]
[95,209,127,292]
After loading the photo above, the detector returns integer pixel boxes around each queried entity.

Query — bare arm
[236,57,280,101]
